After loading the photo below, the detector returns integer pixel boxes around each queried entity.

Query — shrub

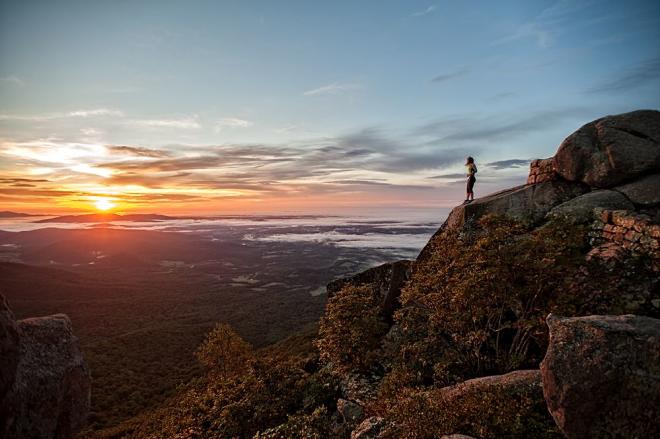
[382,376,561,439]
[392,215,591,386]
[254,407,335,439]
[316,285,389,373]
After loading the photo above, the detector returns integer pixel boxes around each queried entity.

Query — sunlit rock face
[553,109,660,188]
[541,314,660,439]
[0,294,91,439]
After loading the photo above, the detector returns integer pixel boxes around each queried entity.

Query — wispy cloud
[491,0,599,48]
[107,145,171,158]
[275,124,299,134]
[431,67,469,83]
[0,108,123,122]
[0,75,25,87]
[485,159,530,170]
[586,57,660,94]
[486,92,517,102]
[303,82,359,96]
[0,107,597,210]
[215,117,253,132]
[428,172,467,179]
[132,116,201,129]
[414,107,593,143]
[411,5,436,17]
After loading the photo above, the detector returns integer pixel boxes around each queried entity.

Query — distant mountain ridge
[0,211,35,218]
[35,213,175,223]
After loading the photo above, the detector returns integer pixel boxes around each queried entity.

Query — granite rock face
[545,189,634,223]
[614,173,660,207]
[540,314,660,439]
[0,295,91,439]
[443,180,588,231]
[553,110,660,188]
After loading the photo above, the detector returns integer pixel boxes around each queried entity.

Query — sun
[94,198,116,212]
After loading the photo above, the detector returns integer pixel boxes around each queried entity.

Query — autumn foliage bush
[316,285,388,373]
[382,376,561,439]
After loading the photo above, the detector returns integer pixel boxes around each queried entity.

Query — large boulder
[0,295,20,431]
[327,260,411,322]
[1,307,91,439]
[614,173,660,207]
[546,189,634,223]
[337,398,364,425]
[553,110,660,188]
[541,314,660,438]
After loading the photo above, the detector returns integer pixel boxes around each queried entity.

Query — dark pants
[467,175,476,194]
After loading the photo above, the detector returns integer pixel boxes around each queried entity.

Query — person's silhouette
[464,156,477,203]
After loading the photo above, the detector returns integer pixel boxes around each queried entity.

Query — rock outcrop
[614,173,660,207]
[327,260,411,322]
[541,314,660,438]
[337,398,364,426]
[0,296,20,431]
[443,180,588,231]
[527,157,557,185]
[416,110,660,261]
[553,109,660,188]
[589,209,660,254]
[0,294,91,439]
[546,189,634,224]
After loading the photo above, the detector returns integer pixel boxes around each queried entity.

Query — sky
[1,0,659,214]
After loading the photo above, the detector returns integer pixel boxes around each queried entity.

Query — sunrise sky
[1,0,659,214]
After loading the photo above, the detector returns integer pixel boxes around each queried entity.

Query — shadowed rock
[0,295,20,432]
[541,314,660,438]
[553,110,660,188]
[546,189,634,223]
[614,173,660,207]
[327,260,411,323]
[0,295,91,439]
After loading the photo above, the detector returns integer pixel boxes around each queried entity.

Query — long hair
[466,156,474,164]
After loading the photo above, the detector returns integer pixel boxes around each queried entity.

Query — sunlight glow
[94,198,116,211]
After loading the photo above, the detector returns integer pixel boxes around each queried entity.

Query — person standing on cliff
[465,156,477,203]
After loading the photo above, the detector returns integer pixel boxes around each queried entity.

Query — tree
[195,323,253,379]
